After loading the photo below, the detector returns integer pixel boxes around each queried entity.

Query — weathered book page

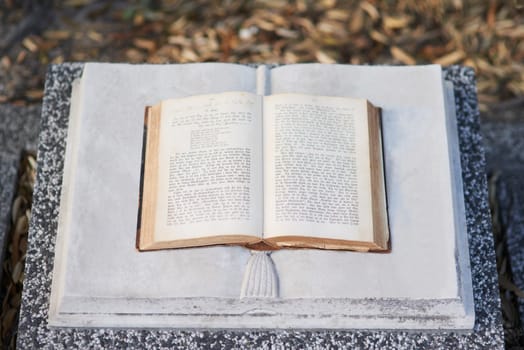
[263,93,374,242]
[154,92,263,241]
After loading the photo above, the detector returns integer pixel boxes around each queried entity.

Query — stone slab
[482,119,524,324]
[17,64,504,349]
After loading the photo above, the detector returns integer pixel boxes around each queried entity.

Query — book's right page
[262,93,377,246]
[268,64,461,300]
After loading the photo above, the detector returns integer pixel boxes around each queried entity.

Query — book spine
[135,107,150,250]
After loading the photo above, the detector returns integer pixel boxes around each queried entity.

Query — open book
[137,91,389,252]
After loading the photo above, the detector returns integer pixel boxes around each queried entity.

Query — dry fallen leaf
[390,46,416,65]
[87,31,103,43]
[1,56,11,69]
[10,262,22,284]
[133,38,156,52]
[43,30,71,40]
[360,1,380,21]
[434,50,466,65]
[25,90,44,100]
[22,38,38,52]
[125,48,145,63]
[383,16,410,30]
[315,50,336,63]
[11,197,24,225]
[370,30,388,45]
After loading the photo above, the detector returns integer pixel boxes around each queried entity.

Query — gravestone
[17,64,504,348]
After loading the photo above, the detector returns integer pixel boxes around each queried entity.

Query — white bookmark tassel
[240,251,279,299]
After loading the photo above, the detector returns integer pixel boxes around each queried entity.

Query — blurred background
[0,0,522,114]
[0,0,523,348]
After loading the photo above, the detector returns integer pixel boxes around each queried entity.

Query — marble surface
[17,64,504,349]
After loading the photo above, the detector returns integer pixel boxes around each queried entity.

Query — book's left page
[139,92,264,250]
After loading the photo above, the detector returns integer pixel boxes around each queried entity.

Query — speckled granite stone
[482,119,524,324]
[17,65,504,349]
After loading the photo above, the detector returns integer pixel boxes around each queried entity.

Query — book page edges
[136,105,161,250]
[138,234,265,251]
[367,101,389,250]
[138,235,383,252]
[266,236,386,252]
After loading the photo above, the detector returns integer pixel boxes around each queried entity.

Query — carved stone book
[49,63,474,330]
[137,92,388,252]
